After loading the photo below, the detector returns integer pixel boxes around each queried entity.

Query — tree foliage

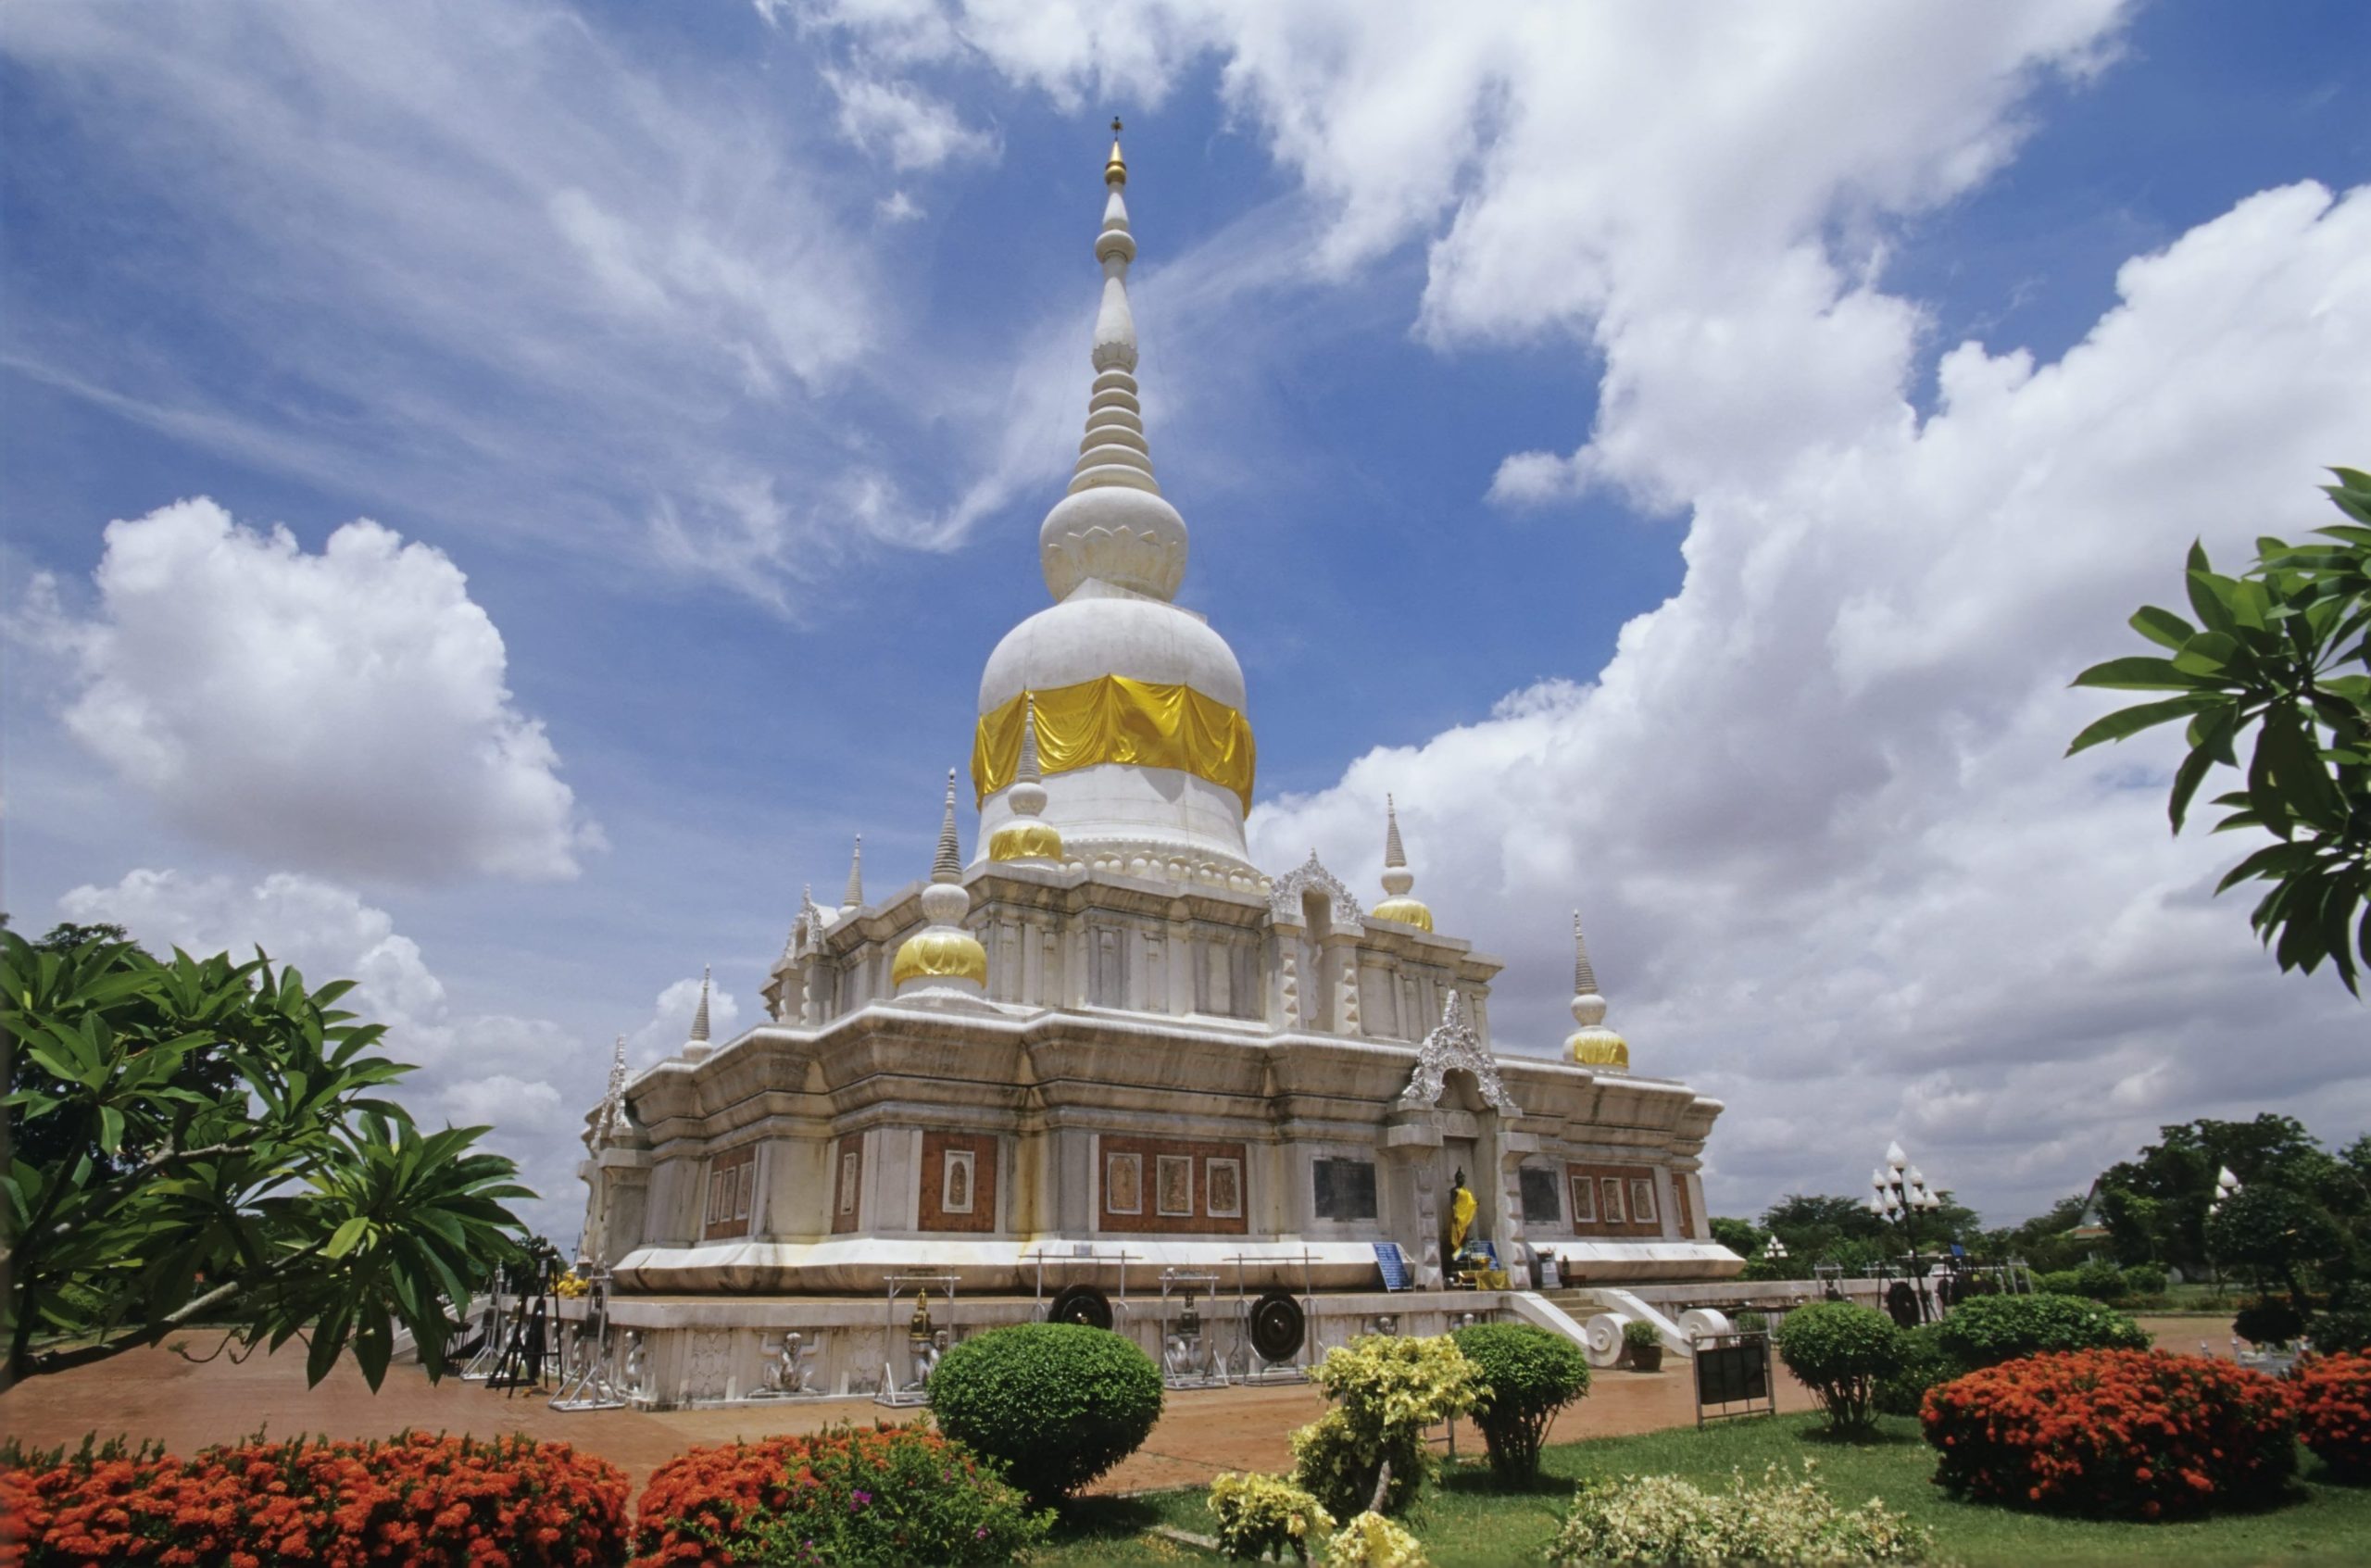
[2068,467,2371,991]
[2,930,531,1386]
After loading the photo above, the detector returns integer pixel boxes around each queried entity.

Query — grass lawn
[1043,1413,2371,1566]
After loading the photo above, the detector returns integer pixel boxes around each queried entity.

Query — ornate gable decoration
[587,1037,632,1151]
[1397,991,1520,1116]
[1268,850,1364,931]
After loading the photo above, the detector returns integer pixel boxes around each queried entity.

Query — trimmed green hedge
[1936,1293,2149,1372]
[1451,1323,1591,1485]
[1775,1302,1903,1433]
[928,1323,1163,1506]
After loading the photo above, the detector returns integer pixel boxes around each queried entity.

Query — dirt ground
[0,1314,2235,1496]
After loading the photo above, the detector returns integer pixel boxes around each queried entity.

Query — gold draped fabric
[972,676,1256,810]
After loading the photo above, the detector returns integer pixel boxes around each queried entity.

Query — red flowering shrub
[2293,1350,2371,1481]
[0,1429,628,1567]
[631,1422,1048,1567]
[1922,1348,2296,1520]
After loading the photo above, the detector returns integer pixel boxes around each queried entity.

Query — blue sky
[6,0,2368,1240]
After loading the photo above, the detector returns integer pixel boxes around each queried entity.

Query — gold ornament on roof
[1105,117,1127,186]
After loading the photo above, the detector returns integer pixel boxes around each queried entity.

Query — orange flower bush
[0,1429,628,1567]
[2292,1350,2371,1481]
[630,1422,1047,1568]
[1922,1348,2295,1520]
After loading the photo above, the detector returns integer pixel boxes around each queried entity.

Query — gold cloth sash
[972,676,1256,810]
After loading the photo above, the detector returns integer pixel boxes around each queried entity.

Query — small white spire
[986,695,1065,864]
[690,964,711,1042]
[1371,794,1433,931]
[897,768,987,997]
[842,834,864,912]
[931,770,963,883]
[1573,910,1599,997]
[1565,910,1627,1070]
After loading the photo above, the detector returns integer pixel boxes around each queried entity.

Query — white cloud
[0,1,954,610]
[57,866,605,1244]
[1249,182,2371,1220]
[823,68,998,171]
[626,974,745,1072]
[21,497,598,884]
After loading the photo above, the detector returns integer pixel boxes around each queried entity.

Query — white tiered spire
[986,692,1065,864]
[1371,795,1434,932]
[841,835,864,913]
[1036,119,1191,602]
[894,771,989,997]
[1564,912,1628,1071]
[683,964,714,1062]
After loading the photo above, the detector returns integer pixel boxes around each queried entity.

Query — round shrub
[1922,1349,2296,1519]
[2235,1296,2307,1348]
[1874,1322,1953,1418]
[2,1430,628,1567]
[2035,1269,2084,1296]
[1775,1301,1904,1433]
[2118,1263,2169,1299]
[2072,1260,2126,1300]
[2293,1351,2371,1481]
[928,1322,1163,1505]
[632,1423,1045,1567]
[1450,1322,1592,1484]
[1933,1292,2149,1371]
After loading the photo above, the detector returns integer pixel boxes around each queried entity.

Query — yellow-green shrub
[1326,1509,1431,1568]
[1290,1334,1479,1517]
[1206,1472,1332,1562]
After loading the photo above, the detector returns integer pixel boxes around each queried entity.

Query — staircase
[1508,1286,1699,1368]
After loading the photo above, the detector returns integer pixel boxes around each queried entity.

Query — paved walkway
[0,1313,2232,1496]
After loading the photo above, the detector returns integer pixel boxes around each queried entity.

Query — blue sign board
[1373,1241,1411,1291]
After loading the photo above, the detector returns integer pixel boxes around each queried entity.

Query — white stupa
[578,127,1737,1409]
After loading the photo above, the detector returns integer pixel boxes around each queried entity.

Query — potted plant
[1624,1320,1663,1372]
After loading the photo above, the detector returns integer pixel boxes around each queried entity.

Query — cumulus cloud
[1249,182,2371,1218]
[59,867,605,1243]
[20,497,599,883]
[822,68,998,170]
[626,974,745,1072]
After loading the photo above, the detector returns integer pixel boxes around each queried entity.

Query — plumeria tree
[3,930,530,1386]
[2069,468,2371,992]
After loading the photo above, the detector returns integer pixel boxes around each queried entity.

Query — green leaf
[326,1216,370,1260]
[2067,694,2219,755]
[2070,656,2214,692]
[2127,604,2198,651]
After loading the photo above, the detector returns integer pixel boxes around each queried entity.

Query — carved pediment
[1397,991,1519,1116]
[1268,851,1363,932]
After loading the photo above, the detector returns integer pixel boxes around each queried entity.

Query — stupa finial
[1372,794,1433,933]
[896,769,989,996]
[931,770,963,883]
[842,834,864,912]
[1565,911,1627,1071]
[1035,117,1189,603]
[690,964,711,1042]
[987,694,1064,864]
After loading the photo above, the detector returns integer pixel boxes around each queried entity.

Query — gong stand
[1022,1245,1139,1321]
[1228,1248,1317,1384]
[549,1264,629,1411]
[458,1278,506,1381]
[1158,1268,1227,1389]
